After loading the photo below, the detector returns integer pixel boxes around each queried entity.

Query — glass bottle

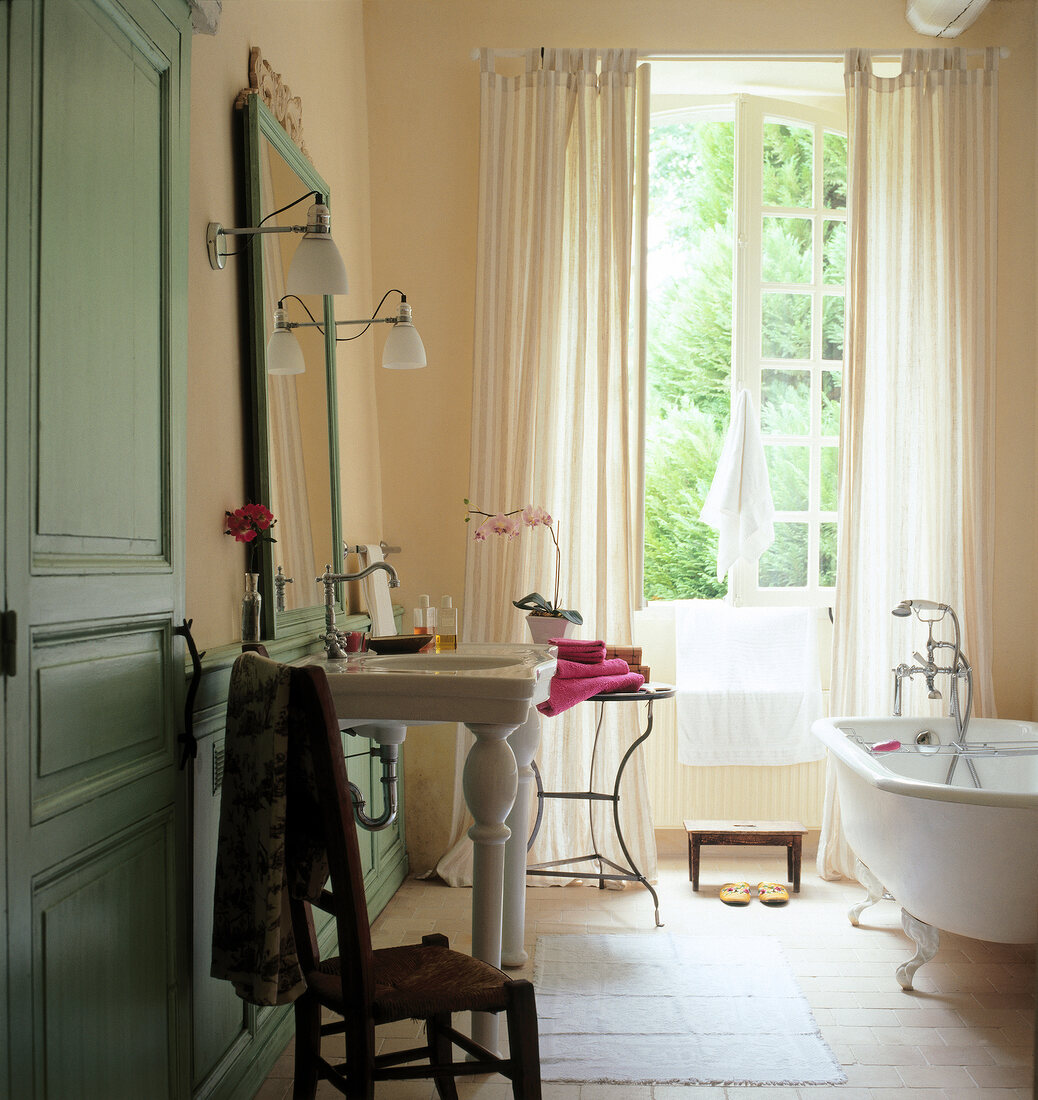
[241,572,262,643]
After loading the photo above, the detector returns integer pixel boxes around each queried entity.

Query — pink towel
[537,671,645,717]
[551,637,607,663]
[556,657,631,680]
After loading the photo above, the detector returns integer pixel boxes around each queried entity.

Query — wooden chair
[285,661,542,1099]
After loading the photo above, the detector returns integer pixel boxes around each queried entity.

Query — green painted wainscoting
[3,0,192,1096]
[188,620,409,1100]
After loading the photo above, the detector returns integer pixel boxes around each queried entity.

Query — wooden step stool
[683,819,808,893]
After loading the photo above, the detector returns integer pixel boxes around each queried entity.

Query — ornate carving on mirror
[235,47,309,161]
[239,84,343,639]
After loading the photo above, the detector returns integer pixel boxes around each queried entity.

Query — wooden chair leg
[343,1021,377,1100]
[426,1012,460,1100]
[292,995,321,1100]
[504,980,542,1099]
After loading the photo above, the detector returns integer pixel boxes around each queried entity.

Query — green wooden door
[3,0,191,1096]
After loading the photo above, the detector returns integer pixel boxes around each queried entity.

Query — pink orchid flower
[489,513,520,539]
[522,505,553,528]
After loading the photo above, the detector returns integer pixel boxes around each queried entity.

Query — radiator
[643,693,828,828]
[634,605,831,830]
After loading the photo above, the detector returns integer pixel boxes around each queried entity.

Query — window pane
[820,445,838,511]
[765,444,809,510]
[762,121,813,207]
[822,219,846,284]
[822,369,841,435]
[761,367,809,435]
[759,522,808,587]
[823,131,847,209]
[643,118,736,602]
[822,295,844,360]
[762,292,811,359]
[819,522,838,586]
[762,216,812,283]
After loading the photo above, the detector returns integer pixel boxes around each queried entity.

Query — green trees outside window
[644,99,846,604]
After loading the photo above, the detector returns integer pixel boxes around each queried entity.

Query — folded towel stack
[550,637,607,663]
[556,657,632,679]
[538,637,645,717]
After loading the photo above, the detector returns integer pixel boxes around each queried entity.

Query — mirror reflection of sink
[295,643,557,726]
[360,654,519,673]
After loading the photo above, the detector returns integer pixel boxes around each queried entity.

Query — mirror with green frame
[240,93,344,639]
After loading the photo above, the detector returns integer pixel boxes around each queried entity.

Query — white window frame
[646,90,846,607]
[729,95,845,607]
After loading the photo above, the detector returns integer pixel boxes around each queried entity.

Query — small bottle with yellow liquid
[436,595,458,651]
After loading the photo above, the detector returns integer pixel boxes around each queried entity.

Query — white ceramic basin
[294,643,557,726]
[361,654,519,673]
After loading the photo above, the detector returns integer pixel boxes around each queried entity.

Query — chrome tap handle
[274,565,293,613]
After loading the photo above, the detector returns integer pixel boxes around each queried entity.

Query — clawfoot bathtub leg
[849,860,888,926]
[896,908,940,990]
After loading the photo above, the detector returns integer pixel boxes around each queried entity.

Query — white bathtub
[812,716,1038,986]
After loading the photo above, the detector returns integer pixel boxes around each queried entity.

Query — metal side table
[527,682,675,926]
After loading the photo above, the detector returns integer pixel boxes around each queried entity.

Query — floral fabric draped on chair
[435,47,652,888]
[820,48,999,879]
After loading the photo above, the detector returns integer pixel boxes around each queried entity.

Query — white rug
[533,933,846,1086]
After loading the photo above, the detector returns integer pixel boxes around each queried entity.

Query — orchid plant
[465,501,583,625]
[225,503,278,574]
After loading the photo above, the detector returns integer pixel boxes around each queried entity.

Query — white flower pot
[525,613,573,645]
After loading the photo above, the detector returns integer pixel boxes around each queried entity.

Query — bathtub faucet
[317,561,400,658]
[891,598,977,786]
[891,662,919,717]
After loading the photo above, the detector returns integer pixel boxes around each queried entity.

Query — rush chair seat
[282,658,542,1099]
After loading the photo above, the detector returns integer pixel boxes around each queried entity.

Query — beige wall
[186,0,1038,870]
[362,0,1037,867]
[188,0,382,652]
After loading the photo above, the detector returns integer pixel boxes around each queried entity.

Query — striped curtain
[820,48,999,879]
[435,48,651,887]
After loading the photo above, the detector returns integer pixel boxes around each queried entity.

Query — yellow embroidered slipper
[719,882,752,906]
[757,881,790,906]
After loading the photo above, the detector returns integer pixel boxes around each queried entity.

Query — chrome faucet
[316,562,400,658]
[273,565,293,613]
[891,599,977,786]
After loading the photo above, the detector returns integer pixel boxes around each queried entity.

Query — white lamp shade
[382,321,427,370]
[286,205,348,296]
[266,327,306,375]
[286,235,349,296]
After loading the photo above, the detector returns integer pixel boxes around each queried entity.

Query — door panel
[32,618,173,822]
[4,0,190,1095]
[35,810,178,1097]
[36,0,169,558]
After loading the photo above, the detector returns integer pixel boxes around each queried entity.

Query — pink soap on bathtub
[869,739,901,753]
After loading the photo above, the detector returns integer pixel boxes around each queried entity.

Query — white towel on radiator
[359,543,396,636]
[675,600,825,766]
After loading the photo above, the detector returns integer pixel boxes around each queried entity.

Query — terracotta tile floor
[256,851,1035,1098]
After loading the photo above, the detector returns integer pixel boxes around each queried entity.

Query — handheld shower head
[892,598,950,621]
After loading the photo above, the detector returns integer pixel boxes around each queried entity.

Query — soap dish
[367,634,433,654]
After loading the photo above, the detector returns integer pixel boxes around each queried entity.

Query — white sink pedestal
[296,644,556,1055]
[502,709,541,968]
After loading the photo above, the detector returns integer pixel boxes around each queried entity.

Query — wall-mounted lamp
[205,190,349,296]
[267,290,427,375]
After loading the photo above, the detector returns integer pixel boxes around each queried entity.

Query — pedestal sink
[296,643,555,726]
[293,643,556,1052]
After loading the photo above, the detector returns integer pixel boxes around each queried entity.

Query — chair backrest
[286,664,377,1017]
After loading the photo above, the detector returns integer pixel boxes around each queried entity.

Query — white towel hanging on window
[700,389,775,581]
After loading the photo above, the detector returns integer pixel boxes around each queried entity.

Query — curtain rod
[470,47,1009,61]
